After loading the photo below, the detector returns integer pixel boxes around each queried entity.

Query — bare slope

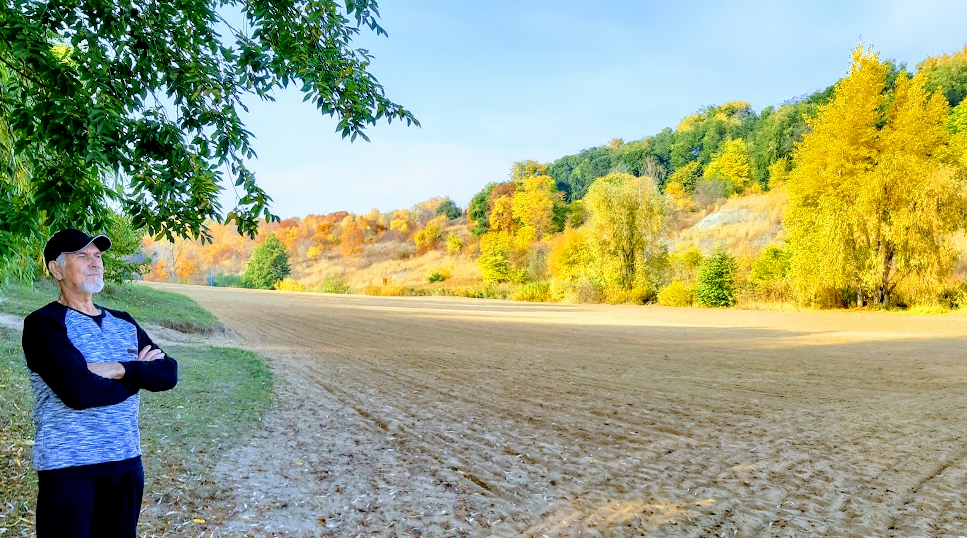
[160,283,967,537]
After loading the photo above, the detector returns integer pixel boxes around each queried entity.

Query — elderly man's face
[53,243,105,294]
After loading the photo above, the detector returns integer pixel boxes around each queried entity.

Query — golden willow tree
[582,172,667,301]
[785,47,967,306]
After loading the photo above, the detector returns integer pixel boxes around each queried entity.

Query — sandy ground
[151,283,967,537]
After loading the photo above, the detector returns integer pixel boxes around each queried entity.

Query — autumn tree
[667,161,701,193]
[389,209,414,236]
[489,195,518,234]
[446,233,464,256]
[785,47,967,306]
[413,215,446,254]
[339,218,365,257]
[547,227,596,300]
[703,138,756,194]
[583,172,668,300]
[477,231,515,283]
[511,173,562,240]
[241,234,290,289]
[511,160,549,181]
[950,99,967,134]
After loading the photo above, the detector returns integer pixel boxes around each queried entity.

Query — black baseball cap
[44,229,112,267]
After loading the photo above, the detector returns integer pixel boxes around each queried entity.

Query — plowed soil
[157,284,967,537]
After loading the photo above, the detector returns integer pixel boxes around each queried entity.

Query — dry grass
[290,221,481,293]
[672,188,787,255]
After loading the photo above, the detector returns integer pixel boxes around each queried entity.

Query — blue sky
[233,0,967,218]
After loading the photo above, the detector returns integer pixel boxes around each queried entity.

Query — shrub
[446,234,464,256]
[658,281,695,307]
[511,282,553,302]
[213,273,244,288]
[695,252,738,307]
[363,284,405,296]
[319,276,351,294]
[274,278,306,292]
[749,246,792,302]
[478,232,514,283]
[750,246,791,286]
[571,277,606,304]
[455,285,507,300]
[427,268,451,283]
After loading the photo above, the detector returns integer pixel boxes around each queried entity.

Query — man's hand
[87,362,125,380]
[87,347,164,379]
[136,346,165,362]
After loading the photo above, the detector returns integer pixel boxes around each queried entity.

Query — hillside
[141,45,967,309]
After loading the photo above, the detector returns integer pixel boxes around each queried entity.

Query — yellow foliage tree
[766,157,789,189]
[511,174,562,239]
[477,231,515,283]
[703,138,756,194]
[413,215,446,254]
[446,233,464,256]
[583,172,668,299]
[511,160,548,182]
[786,47,967,306]
[663,181,692,211]
[668,161,700,193]
[489,195,518,234]
[547,227,596,299]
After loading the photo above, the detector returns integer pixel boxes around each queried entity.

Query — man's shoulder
[25,301,66,324]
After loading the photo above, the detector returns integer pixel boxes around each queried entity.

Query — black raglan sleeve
[23,309,138,410]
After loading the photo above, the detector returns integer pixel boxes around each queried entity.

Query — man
[22,229,178,537]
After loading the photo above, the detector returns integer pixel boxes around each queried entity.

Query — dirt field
[156,283,967,537]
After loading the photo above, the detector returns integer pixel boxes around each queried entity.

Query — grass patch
[0,281,272,535]
[141,344,272,459]
[0,325,36,531]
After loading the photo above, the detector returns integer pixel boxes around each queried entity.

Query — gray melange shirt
[23,302,178,472]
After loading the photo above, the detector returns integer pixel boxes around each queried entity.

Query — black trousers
[36,461,145,538]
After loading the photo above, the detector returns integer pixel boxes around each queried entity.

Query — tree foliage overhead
[0,0,417,262]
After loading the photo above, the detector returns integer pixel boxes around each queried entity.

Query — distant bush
[274,278,306,292]
[363,284,405,296]
[455,285,508,300]
[658,281,695,307]
[512,282,553,302]
[749,246,792,302]
[318,276,351,294]
[750,246,791,286]
[427,268,451,283]
[213,273,244,288]
[570,277,606,304]
[446,234,464,256]
[695,252,738,307]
